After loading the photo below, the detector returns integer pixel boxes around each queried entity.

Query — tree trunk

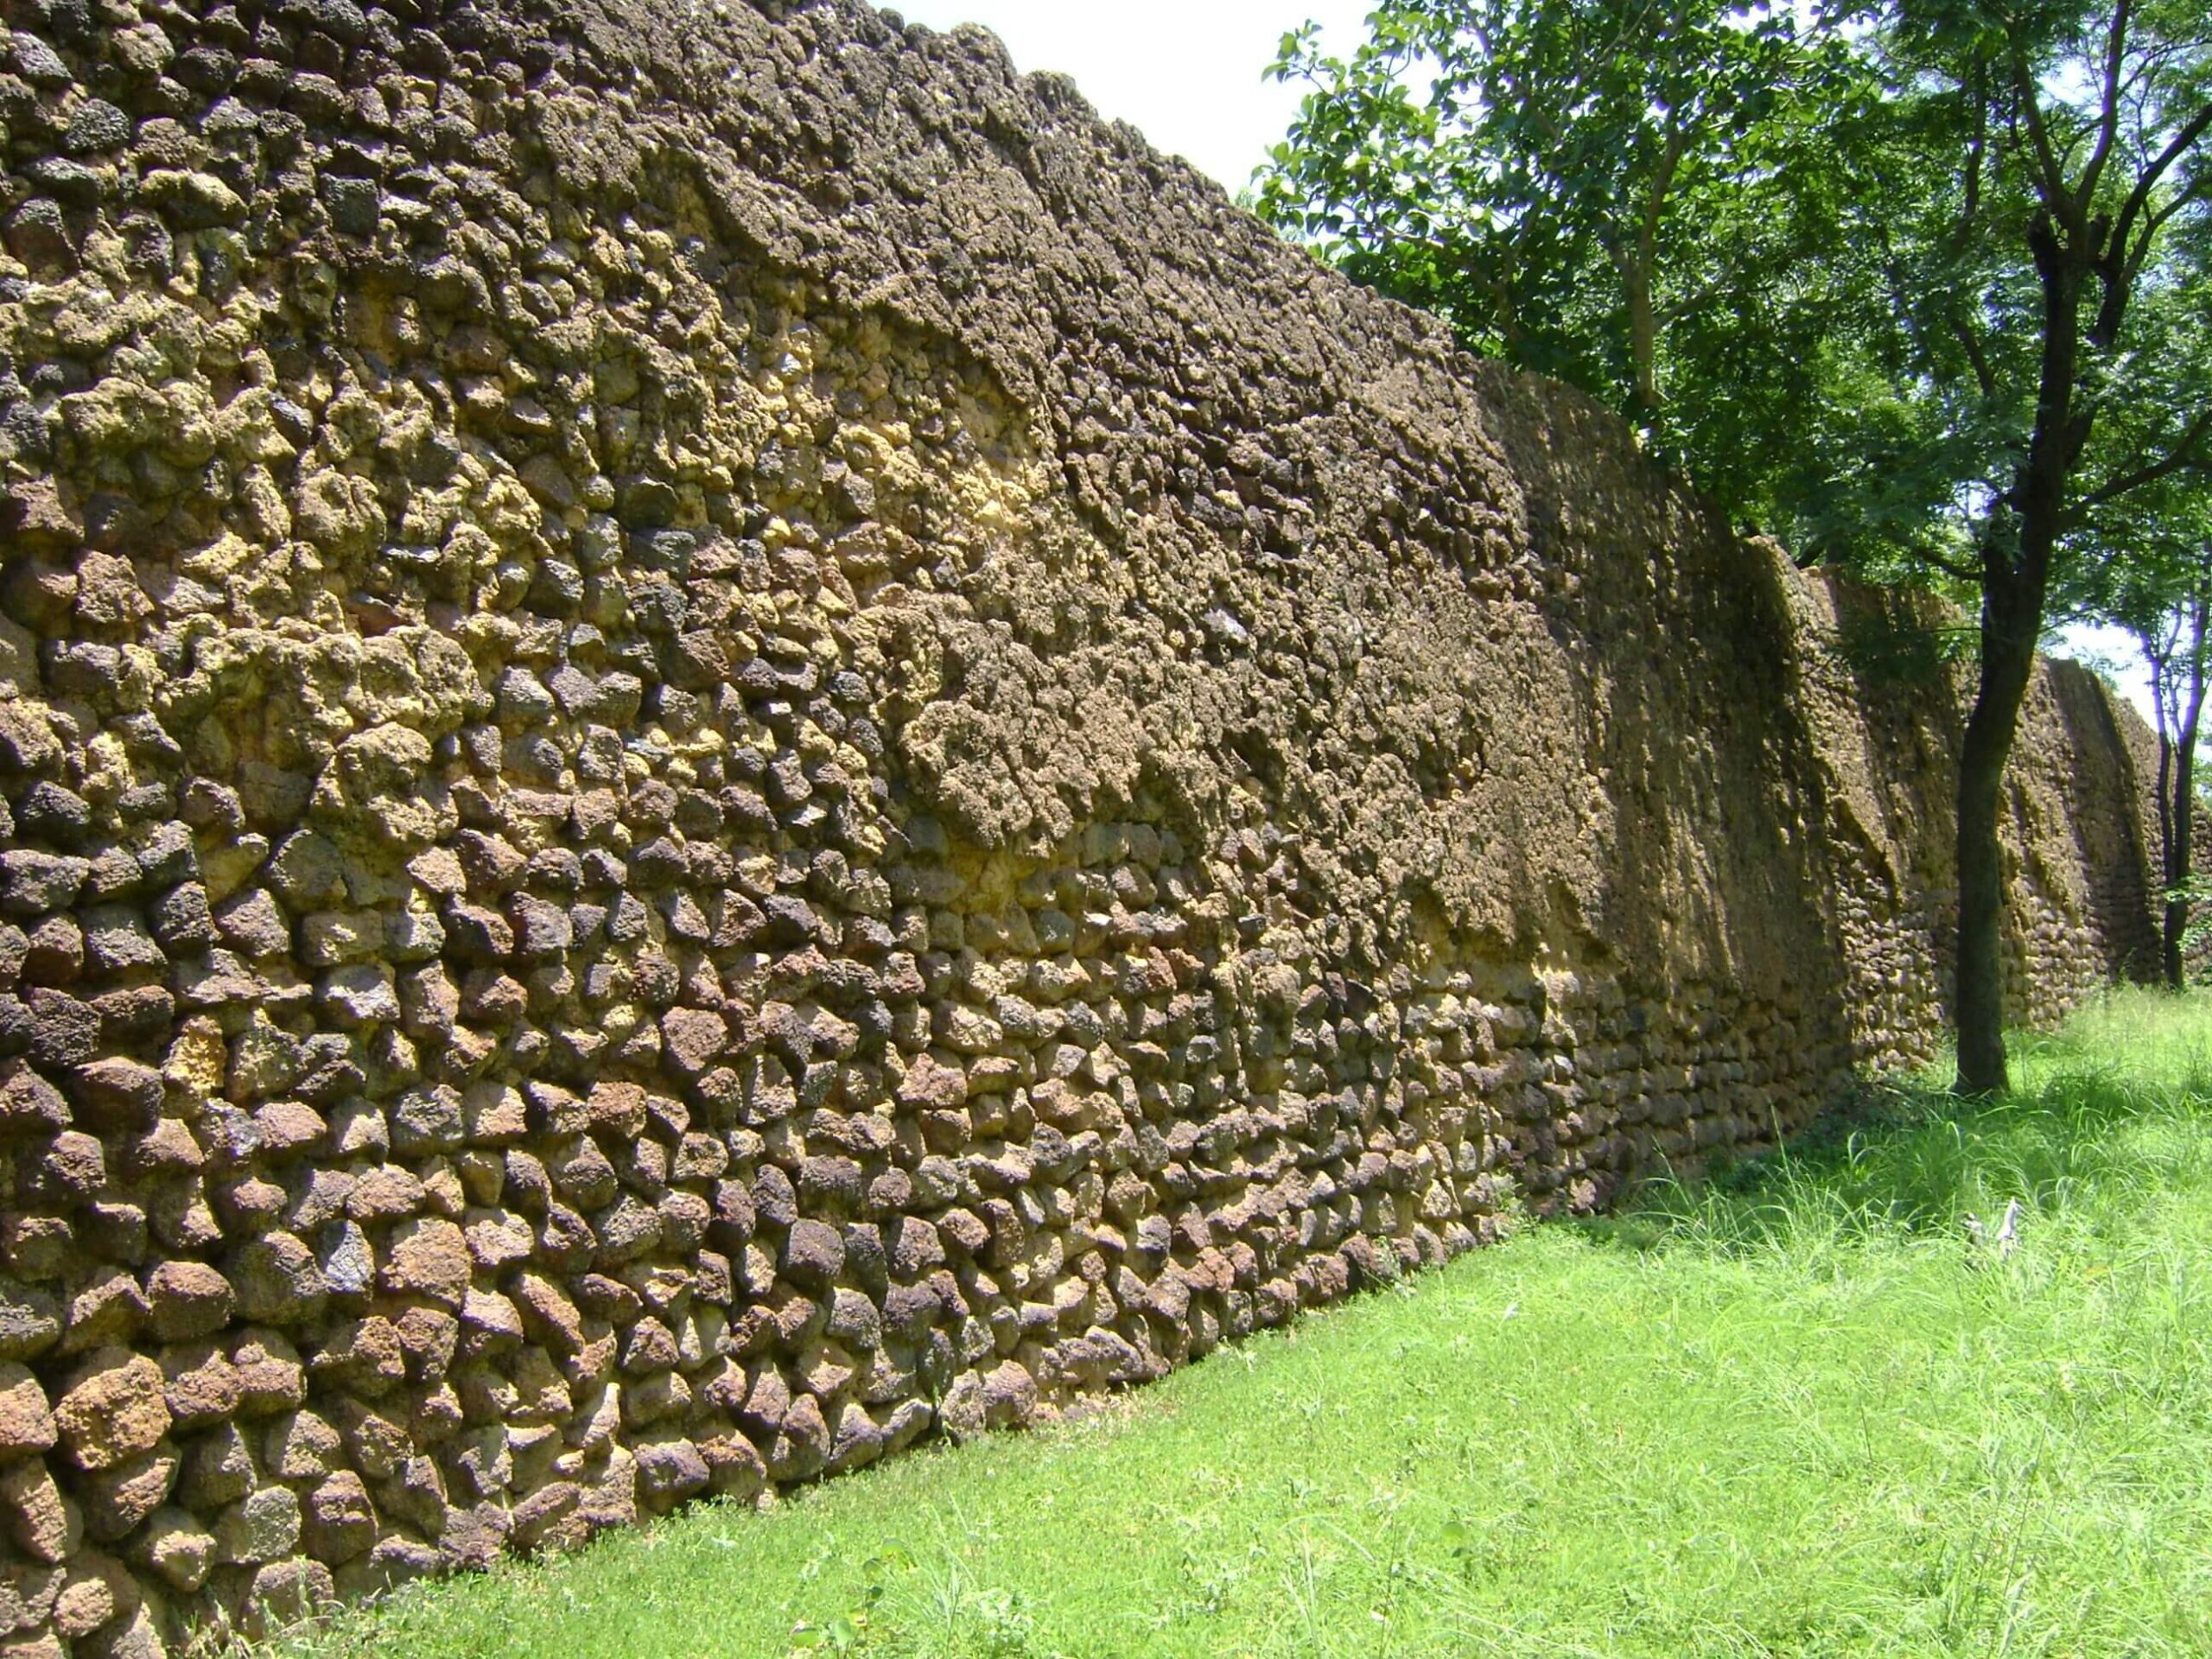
[1624,257,1659,417]
[1954,578,2042,1095]
[1954,215,2085,1096]
[2162,592,2209,987]
[2151,652,2174,896]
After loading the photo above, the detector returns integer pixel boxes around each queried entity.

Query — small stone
[215,888,291,958]
[0,1060,68,1137]
[782,1219,846,1288]
[319,963,401,1027]
[50,1559,119,1641]
[176,1424,253,1509]
[380,1217,470,1306]
[300,910,381,967]
[321,174,381,236]
[584,1081,648,1138]
[54,1349,169,1471]
[302,1470,376,1563]
[509,1479,583,1554]
[60,1269,144,1351]
[241,1553,335,1637]
[67,1058,163,1133]
[159,1341,240,1429]
[137,1505,214,1592]
[264,1408,342,1482]
[11,785,90,846]
[9,31,73,86]
[61,102,129,160]
[319,1220,377,1297]
[461,1081,526,1144]
[25,988,97,1070]
[0,852,87,918]
[0,1456,74,1562]
[897,1052,969,1109]
[391,1085,464,1154]
[79,908,164,976]
[79,1442,178,1541]
[632,1433,709,1510]
[142,1262,234,1343]
[214,1483,300,1566]
[231,1329,308,1415]
[0,1363,55,1461]
[659,1007,733,1076]
[20,916,81,986]
[227,1234,327,1325]
[149,882,217,952]
[0,1276,62,1361]
[141,168,245,228]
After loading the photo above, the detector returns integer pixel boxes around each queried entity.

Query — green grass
[288,989,2212,1658]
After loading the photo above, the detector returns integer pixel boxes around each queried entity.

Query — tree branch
[2013,49,2084,234]
[1918,545,1985,584]
[2122,172,2212,293]
[1950,314,1998,399]
[1951,57,1990,254]
[2096,97,2212,342]
[2081,0,2133,200]
[2070,407,2212,521]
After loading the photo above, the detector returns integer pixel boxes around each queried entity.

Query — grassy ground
[286,990,2212,1658]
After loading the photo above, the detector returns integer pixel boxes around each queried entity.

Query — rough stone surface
[0,0,2162,1648]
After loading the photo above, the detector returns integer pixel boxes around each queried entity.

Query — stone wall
[0,0,2158,1649]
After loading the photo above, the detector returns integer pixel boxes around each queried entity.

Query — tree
[1259,0,2212,1093]
[2131,575,2208,988]
[1876,1,2212,1090]
[2057,251,2212,988]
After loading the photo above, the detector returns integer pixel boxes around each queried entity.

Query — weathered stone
[79,910,164,976]
[49,1556,123,1642]
[67,1059,163,1134]
[302,1470,377,1564]
[213,1484,300,1566]
[53,1351,169,1471]
[79,1444,178,1541]
[632,1433,710,1511]
[380,1219,470,1306]
[175,1425,253,1510]
[508,1480,584,1554]
[141,1263,233,1344]
[135,1506,214,1592]
[782,1219,845,1289]
[24,990,96,1071]
[0,1277,61,1365]
[0,1365,55,1462]
[0,853,87,918]
[60,1271,146,1352]
[0,1061,67,1139]
[0,1457,75,1562]
[214,889,290,959]
[226,1236,326,1325]
[158,1342,240,1430]
[319,963,401,1027]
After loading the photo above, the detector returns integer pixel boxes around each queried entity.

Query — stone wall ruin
[0,0,2160,1649]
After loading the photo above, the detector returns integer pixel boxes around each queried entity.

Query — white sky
[892,0,2159,728]
[893,0,1374,195]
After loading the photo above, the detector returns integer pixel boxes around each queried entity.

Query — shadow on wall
[2046,660,2161,985]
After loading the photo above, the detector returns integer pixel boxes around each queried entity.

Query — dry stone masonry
[0,0,2162,1649]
